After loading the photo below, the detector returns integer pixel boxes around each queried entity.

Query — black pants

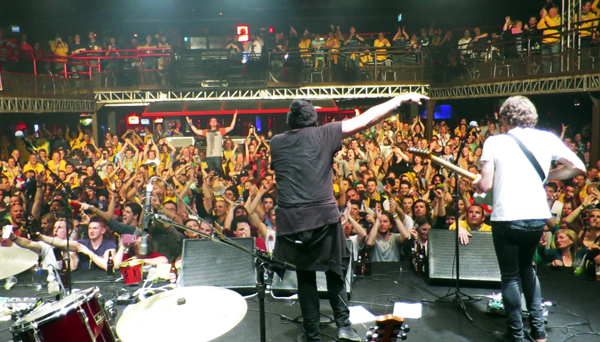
[205,156,223,177]
[297,269,351,341]
[492,220,546,341]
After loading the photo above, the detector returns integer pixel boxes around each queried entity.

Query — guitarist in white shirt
[474,96,585,342]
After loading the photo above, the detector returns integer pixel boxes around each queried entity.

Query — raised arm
[8,232,43,254]
[186,116,206,136]
[224,110,238,134]
[31,173,45,220]
[365,211,381,248]
[38,234,80,252]
[341,93,428,138]
[249,212,268,240]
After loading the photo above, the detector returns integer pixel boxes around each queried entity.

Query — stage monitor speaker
[180,238,257,295]
[428,230,501,287]
[271,240,354,299]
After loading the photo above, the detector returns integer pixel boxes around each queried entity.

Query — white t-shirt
[480,127,585,221]
[348,235,363,261]
[265,227,276,254]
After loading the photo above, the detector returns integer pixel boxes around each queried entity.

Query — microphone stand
[153,214,295,342]
[21,140,74,295]
[435,129,478,321]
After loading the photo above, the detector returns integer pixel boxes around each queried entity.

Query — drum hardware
[10,287,117,342]
[77,307,97,341]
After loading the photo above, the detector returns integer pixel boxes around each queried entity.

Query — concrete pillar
[107,110,117,135]
[590,95,599,167]
[426,100,436,141]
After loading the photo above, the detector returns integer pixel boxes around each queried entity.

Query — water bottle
[32,263,44,291]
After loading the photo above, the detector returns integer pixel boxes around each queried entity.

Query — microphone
[139,182,154,257]
[469,121,480,132]
[153,213,176,225]
[15,131,37,154]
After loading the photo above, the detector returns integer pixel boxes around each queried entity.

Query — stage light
[79,113,93,126]
[354,108,361,116]
[128,115,140,125]
[268,27,274,34]
[256,116,262,132]
[237,25,249,42]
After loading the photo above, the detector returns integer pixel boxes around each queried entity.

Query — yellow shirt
[51,42,69,58]
[449,220,492,232]
[23,163,45,175]
[299,39,312,58]
[374,38,391,60]
[47,159,66,173]
[574,11,598,37]
[537,15,562,43]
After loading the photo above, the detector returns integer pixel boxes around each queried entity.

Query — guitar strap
[506,133,545,183]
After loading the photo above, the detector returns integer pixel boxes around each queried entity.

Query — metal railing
[0,20,598,92]
[432,18,600,84]
[0,71,93,99]
[266,49,430,85]
[0,46,171,89]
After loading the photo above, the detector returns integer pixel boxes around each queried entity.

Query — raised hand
[76,244,91,256]
[458,227,473,245]
[397,92,429,108]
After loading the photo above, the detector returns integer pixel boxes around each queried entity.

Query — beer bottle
[169,257,178,284]
[416,244,424,277]
[354,253,364,277]
[363,250,372,276]
[53,248,69,286]
[586,259,596,281]
[107,251,114,277]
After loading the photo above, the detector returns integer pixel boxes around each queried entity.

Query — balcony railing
[0,71,93,99]
[1,19,598,93]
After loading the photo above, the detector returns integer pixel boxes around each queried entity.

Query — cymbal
[0,246,38,280]
[116,286,247,342]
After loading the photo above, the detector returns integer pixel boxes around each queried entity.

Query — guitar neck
[429,155,477,181]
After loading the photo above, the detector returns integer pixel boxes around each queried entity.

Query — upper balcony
[1,22,600,106]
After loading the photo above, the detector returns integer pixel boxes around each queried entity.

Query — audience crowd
[1,0,598,82]
[0,0,598,280]
[0,104,597,280]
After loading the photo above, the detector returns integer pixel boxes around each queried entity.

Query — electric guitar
[408,147,479,182]
[408,147,493,205]
[366,314,410,341]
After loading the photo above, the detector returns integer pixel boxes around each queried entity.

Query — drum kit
[1,248,248,342]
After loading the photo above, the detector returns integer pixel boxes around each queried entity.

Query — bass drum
[11,287,116,342]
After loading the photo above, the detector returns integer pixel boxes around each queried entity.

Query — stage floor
[1,262,598,342]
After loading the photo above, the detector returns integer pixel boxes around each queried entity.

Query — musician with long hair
[270,93,427,342]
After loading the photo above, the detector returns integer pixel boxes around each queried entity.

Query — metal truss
[95,84,430,105]
[0,97,96,113]
[429,74,600,100]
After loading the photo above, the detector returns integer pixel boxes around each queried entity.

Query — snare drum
[10,287,116,342]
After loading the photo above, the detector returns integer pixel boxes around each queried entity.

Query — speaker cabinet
[428,230,501,287]
[180,238,257,295]
[271,240,354,298]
